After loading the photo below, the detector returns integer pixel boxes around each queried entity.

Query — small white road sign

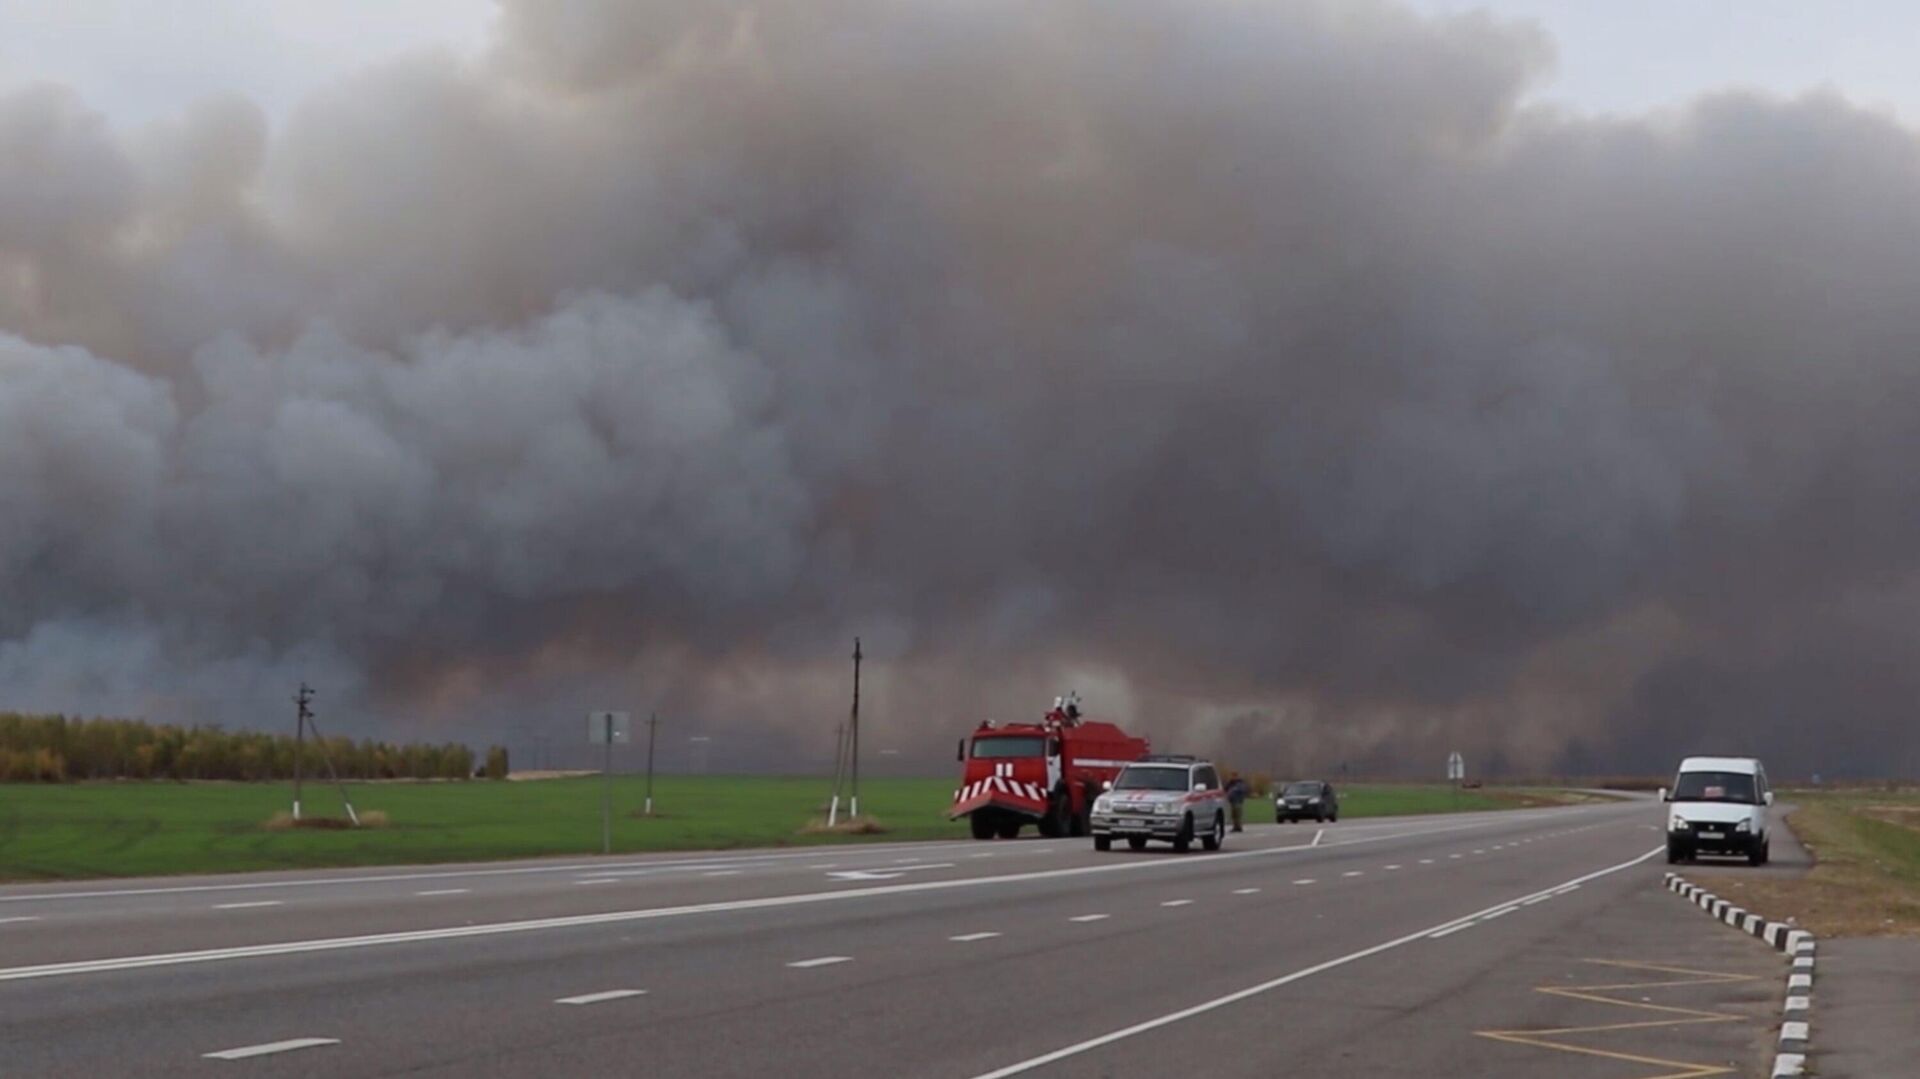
[588,711,632,745]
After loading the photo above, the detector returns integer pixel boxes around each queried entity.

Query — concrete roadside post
[587,711,631,854]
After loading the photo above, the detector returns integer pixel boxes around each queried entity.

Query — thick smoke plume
[4,0,1920,776]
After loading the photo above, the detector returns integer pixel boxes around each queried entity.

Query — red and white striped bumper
[949,775,1050,819]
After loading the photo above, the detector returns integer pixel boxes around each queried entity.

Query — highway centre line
[555,989,646,1005]
[967,845,1665,1079]
[0,813,1597,984]
[202,1038,339,1060]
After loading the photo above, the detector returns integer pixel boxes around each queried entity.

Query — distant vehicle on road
[1090,755,1229,853]
[1661,756,1773,866]
[1276,780,1339,823]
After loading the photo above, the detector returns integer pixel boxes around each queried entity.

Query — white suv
[1662,756,1773,866]
[1090,757,1229,853]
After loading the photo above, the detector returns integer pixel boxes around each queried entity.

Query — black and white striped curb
[1665,873,1816,1078]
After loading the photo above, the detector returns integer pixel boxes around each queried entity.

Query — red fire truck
[949,693,1151,839]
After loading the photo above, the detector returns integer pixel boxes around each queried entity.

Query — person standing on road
[1226,773,1249,832]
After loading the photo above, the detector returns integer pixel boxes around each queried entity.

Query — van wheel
[1173,815,1194,853]
[1749,840,1768,867]
[1201,814,1224,851]
[1666,842,1683,865]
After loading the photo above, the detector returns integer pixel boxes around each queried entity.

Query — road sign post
[644,713,658,816]
[588,712,631,854]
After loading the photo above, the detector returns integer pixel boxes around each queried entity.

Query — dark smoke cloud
[4,0,1919,777]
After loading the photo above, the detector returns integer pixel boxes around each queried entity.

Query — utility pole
[644,713,658,817]
[293,683,313,821]
[849,637,863,819]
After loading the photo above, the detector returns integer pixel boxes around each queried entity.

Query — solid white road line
[212,901,282,910]
[1069,914,1110,923]
[1312,829,1325,847]
[1428,923,1475,939]
[787,956,852,968]
[1520,895,1552,906]
[555,989,646,1005]
[0,817,1586,985]
[1481,906,1517,920]
[415,889,469,897]
[0,841,1019,904]
[966,845,1665,1079]
[202,1038,339,1060]
[950,932,1001,942]
[1160,900,1194,907]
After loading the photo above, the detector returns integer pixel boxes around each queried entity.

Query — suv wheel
[1201,813,1224,851]
[1093,836,1111,852]
[1127,836,1148,851]
[1172,815,1194,853]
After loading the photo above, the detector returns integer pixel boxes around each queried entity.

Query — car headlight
[1734,819,1751,832]
[1670,815,1688,829]
[1306,797,1321,804]
[1093,798,1110,813]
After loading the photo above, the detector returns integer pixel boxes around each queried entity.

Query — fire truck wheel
[1093,836,1112,851]
[1127,836,1148,851]
[970,814,995,840]
[1201,813,1224,851]
[996,819,1021,839]
[1172,815,1194,853]
[1039,794,1068,838]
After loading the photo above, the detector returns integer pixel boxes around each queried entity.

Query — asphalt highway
[0,798,1681,1077]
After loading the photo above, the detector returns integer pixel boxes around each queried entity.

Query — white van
[1661,756,1772,865]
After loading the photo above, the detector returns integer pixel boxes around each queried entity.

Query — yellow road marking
[1475,959,1760,1079]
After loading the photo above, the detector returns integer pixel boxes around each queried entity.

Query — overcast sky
[2,1,1917,127]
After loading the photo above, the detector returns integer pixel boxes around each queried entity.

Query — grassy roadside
[1689,789,1920,937]
[0,777,1584,882]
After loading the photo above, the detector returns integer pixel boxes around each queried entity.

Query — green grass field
[0,777,1563,882]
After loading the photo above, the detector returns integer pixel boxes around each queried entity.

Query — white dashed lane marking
[787,956,853,969]
[1384,865,1402,870]
[555,989,646,1005]
[0,917,42,925]
[1341,871,1364,878]
[1161,900,1194,907]
[1293,879,1317,885]
[203,1038,339,1060]
[950,932,1001,942]
[703,871,742,877]
[1069,914,1110,923]
[575,879,620,886]
[212,901,282,910]
[415,889,469,897]
[1232,888,1260,895]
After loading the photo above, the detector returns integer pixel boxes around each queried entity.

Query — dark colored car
[1275,780,1339,823]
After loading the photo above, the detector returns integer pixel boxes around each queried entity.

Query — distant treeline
[0,713,481,783]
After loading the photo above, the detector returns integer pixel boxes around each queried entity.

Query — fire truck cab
[949,694,1150,839]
